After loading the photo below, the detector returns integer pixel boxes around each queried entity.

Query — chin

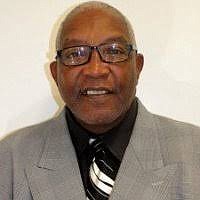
[70,98,131,127]
[77,108,124,126]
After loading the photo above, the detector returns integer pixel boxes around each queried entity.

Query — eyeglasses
[56,43,137,66]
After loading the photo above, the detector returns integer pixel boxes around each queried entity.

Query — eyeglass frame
[56,43,138,66]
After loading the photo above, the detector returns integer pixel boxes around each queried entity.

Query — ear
[136,53,144,79]
[50,61,58,85]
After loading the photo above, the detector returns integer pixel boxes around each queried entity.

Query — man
[0,1,200,200]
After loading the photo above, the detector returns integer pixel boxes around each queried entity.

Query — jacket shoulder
[154,114,200,137]
[2,117,54,144]
[0,116,61,165]
[153,114,200,165]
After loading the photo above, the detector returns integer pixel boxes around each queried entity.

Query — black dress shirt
[65,98,138,194]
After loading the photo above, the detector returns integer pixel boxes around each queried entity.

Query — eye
[64,50,80,59]
[62,47,87,59]
[102,44,126,55]
[106,48,124,55]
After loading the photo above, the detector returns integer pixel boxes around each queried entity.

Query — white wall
[0,0,200,138]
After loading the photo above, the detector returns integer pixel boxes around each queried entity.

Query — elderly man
[1,1,200,200]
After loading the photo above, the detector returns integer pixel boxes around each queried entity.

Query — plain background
[0,0,200,138]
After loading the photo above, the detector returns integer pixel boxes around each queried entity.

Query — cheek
[111,63,136,97]
[57,68,81,101]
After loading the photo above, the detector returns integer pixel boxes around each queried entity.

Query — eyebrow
[103,36,129,44]
[62,36,130,47]
[63,39,85,46]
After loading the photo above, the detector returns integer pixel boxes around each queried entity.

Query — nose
[82,48,110,79]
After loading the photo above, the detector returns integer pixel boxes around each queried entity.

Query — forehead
[60,9,131,47]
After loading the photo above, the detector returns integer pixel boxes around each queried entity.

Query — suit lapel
[110,100,178,200]
[25,110,86,200]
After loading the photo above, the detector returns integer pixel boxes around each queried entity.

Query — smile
[80,88,113,96]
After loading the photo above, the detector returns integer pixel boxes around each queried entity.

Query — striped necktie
[86,138,120,200]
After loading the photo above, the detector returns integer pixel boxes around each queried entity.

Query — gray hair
[56,1,137,50]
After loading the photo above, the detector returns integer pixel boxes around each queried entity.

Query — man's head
[50,1,144,133]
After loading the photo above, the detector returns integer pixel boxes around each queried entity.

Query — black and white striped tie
[86,138,120,200]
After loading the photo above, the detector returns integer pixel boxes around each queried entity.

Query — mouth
[80,87,113,96]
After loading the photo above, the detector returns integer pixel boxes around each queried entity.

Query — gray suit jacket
[1,100,200,200]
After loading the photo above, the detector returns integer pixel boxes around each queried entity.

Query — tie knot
[88,137,104,154]
[88,137,97,145]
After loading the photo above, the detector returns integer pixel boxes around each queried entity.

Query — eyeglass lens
[59,43,131,66]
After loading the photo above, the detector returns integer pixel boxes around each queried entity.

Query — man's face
[51,9,143,131]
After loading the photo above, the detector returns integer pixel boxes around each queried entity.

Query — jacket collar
[25,109,86,200]
[110,100,177,200]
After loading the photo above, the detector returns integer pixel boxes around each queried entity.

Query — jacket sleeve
[0,137,13,199]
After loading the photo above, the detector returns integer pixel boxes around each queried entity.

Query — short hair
[56,1,137,50]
